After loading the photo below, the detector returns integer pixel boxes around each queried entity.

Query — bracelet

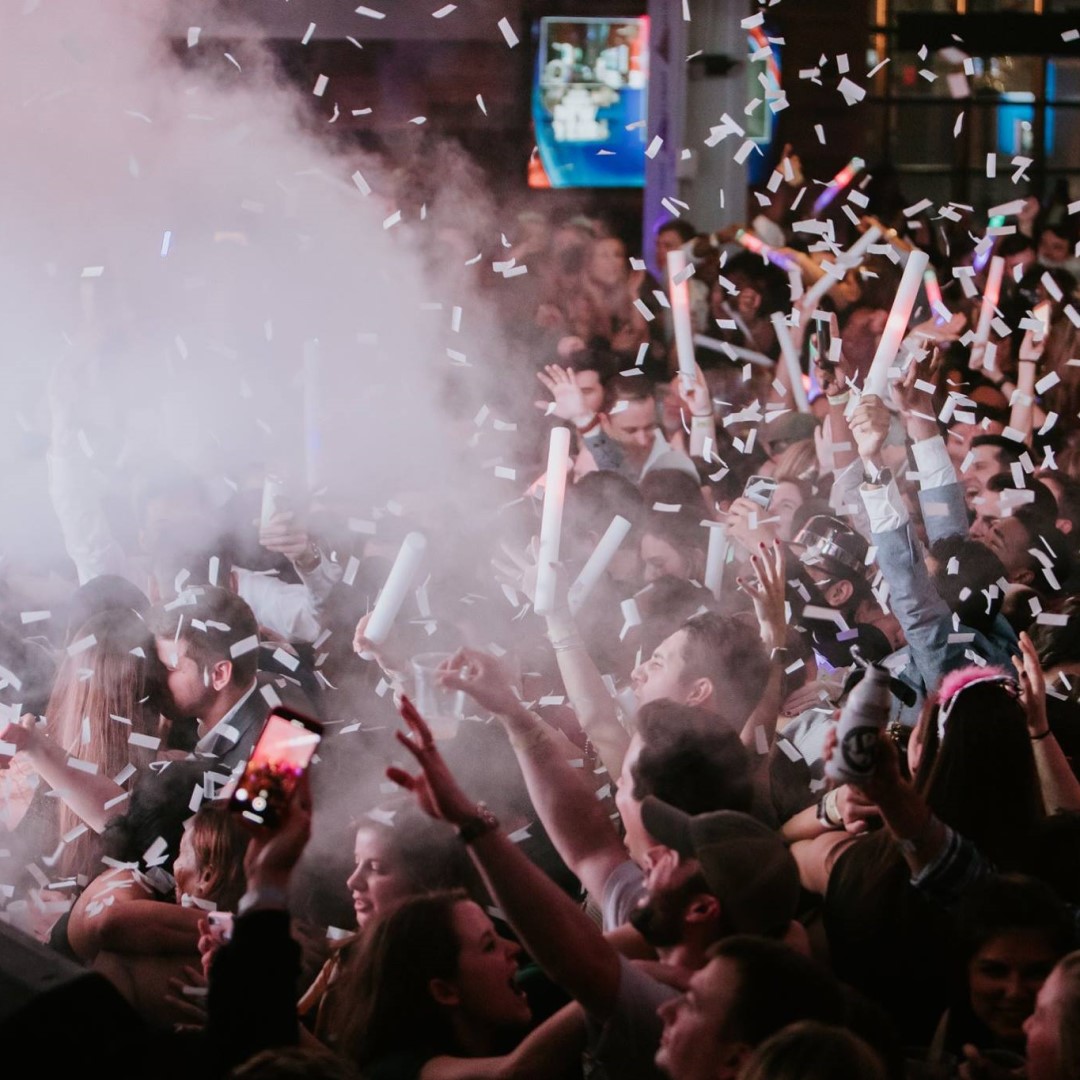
[553,638,585,654]
[770,646,791,666]
[457,802,500,845]
[829,392,850,406]
[816,789,843,829]
[1030,728,1053,741]
[691,412,713,423]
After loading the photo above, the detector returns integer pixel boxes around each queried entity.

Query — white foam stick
[970,256,1004,371]
[364,533,427,645]
[704,525,728,598]
[667,249,697,386]
[801,225,883,313]
[771,313,810,413]
[303,339,321,491]
[534,427,571,615]
[864,249,930,397]
[568,515,632,616]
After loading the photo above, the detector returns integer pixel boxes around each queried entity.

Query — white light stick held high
[534,426,571,616]
[863,249,930,398]
[704,524,728,599]
[363,532,427,646]
[801,225,882,315]
[667,249,697,386]
[568,515,632,616]
[771,312,810,413]
[970,255,1004,371]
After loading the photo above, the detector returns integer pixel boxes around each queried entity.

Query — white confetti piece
[498,17,519,47]
[433,4,457,16]
[271,647,300,672]
[20,611,50,624]
[81,266,104,278]
[224,53,241,72]
[355,5,385,17]
[837,77,866,105]
[645,135,663,158]
[160,230,172,257]
[476,94,487,114]
[347,37,364,49]
[301,22,316,44]
[383,210,402,229]
[986,154,996,178]
[1063,29,1079,42]
[409,116,427,125]
[128,733,161,750]
[343,555,361,587]
[313,75,329,97]
[229,635,259,658]
[187,27,201,47]
[68,634,97,656]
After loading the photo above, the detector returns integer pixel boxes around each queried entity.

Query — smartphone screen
[743,474,779,510]
[229,709,321,828]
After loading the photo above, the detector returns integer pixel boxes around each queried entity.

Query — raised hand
[848,393,891,464]
[738,540,788,653]
[1014,631,1048,738]
[436,648,523,718]
[386,695,478,826]
[258,509,313,564]
[241,772,313,893]
[535,364,591,424]
[676,361,713,418]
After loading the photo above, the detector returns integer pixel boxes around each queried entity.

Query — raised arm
[1015,632,1080,815]
[437,649,629,904]
[389,697,623,1021]
[1,713,127,834]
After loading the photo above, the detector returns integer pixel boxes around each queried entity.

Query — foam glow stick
[736,229,796,271]
[364,532,428,645]
[667,249,697,386]
[971,256,1004,371]
[704,524,728,599]
[568,514,632,616]
[864,249,930,397]
[534,426,571,616]
[801,225,882,314]
[771,312,810,413]
[812,157,865,214]
[923,267,945,323]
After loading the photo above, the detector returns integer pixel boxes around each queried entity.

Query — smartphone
[260,475,289,528]
[228,707,322,828]
[810,311,840,369]
[743,474,779,510]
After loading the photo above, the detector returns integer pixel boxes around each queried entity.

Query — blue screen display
[530,17,649,189]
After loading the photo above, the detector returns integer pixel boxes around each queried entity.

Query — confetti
[498,17,519,48]
[355,5,386,17]
[313,74,329,97]
[433,4,457,16]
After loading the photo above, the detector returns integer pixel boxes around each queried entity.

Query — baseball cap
[641,797,800,939]
[763,412,817,452]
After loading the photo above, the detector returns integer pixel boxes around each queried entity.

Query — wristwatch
[862,465,893,488]
[293,541,322,573]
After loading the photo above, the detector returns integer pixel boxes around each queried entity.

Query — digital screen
[529,16,649,189]
[231,713,320,826]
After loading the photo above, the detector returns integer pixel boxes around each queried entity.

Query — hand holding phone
[229,708,322,829]
[743,474,779,511]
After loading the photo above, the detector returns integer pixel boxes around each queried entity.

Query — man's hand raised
[848,394,891,465]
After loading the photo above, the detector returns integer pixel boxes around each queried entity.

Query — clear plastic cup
[410,652,465,740]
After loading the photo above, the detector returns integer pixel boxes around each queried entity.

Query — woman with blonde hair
[1,607,167,879]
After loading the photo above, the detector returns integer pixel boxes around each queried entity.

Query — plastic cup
[410,653,465,740]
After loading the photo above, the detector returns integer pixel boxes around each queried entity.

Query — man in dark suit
[151,586,270,772]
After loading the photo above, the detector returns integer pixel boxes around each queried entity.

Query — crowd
[4,149,1080,1080]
